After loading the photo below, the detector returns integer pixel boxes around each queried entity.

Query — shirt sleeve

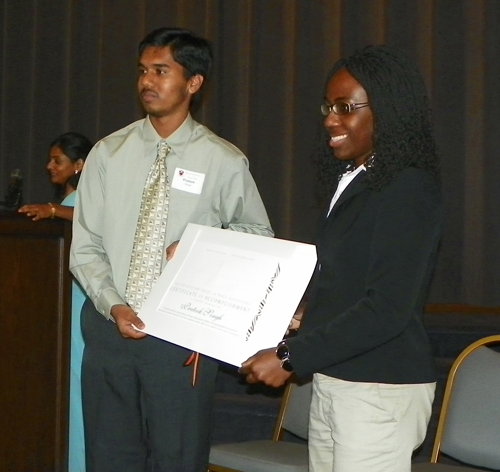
[218,155,274,238]
[61,191,76,207]
[70,143,124,320]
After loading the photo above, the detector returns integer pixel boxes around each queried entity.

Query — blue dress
[62,192,86,472]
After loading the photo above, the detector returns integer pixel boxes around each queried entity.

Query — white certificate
[138,223,317,366]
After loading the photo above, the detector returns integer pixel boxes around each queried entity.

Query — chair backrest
[433,335,500,469]
[272,379,312,441]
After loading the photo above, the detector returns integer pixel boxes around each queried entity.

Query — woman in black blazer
[241,45,442,472]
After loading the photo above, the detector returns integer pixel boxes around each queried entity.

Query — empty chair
[207,379,312,472]
[413,335,500,471]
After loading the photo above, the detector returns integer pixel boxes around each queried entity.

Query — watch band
[276,340,294,372]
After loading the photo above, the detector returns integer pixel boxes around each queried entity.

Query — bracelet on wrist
[48,202,56,219]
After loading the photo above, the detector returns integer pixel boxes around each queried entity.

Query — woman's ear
[74,159,84,173]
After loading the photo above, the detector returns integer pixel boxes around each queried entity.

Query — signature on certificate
[180,303,225,322]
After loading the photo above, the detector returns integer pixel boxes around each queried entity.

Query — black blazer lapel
[316,180,339,234]
[316,170,368,239]
[328,170,368,219]
[317,170,370,241]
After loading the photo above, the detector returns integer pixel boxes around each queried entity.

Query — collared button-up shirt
[70,114,273,319]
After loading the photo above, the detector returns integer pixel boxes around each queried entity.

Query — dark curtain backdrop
[1,0,499,305]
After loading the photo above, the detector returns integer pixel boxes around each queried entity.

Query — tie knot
[158,140,170,159]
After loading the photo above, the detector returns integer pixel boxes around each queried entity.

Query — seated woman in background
[19,132,91,221]
[19,131,93,472]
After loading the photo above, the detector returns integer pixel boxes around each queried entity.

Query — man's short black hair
[139,27,213,81]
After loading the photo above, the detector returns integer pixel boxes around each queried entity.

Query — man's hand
[239,348,291,388]
[166,240,179,261]
[110,304,147,339]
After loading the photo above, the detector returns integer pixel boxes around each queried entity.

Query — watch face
[276,343,290,360]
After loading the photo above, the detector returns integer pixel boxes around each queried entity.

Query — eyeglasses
[320,101,369,116]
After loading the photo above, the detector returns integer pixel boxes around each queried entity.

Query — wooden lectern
[0,211,71,472]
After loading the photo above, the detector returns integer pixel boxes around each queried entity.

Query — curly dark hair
[315,45,440,198]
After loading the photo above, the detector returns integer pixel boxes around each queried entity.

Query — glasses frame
[320,101,370,116]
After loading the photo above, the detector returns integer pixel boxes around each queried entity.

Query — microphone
[1,169,24,209]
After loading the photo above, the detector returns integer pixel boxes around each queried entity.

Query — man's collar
[142,114,195,159]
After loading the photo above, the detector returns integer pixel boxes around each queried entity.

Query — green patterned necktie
[125,140,170,312]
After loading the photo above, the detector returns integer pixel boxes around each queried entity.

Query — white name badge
[171,168,206,194]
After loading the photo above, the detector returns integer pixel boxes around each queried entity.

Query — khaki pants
[309,373,435,472]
